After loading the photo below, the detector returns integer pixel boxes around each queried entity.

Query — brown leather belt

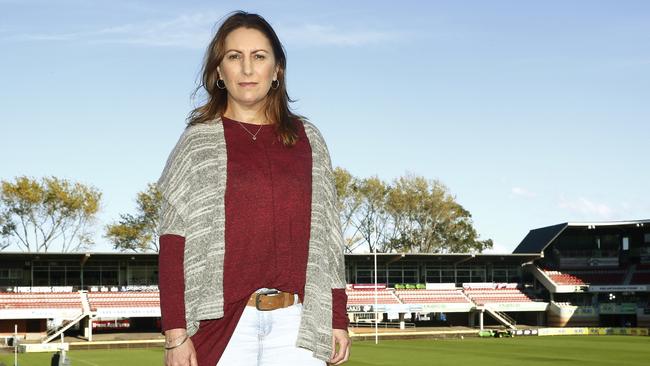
[246,290,301,311]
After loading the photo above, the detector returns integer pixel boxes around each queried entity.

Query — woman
[156,11,351,366]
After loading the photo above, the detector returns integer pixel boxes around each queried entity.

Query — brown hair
[187,10,304,147]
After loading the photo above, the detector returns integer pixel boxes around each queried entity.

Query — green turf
[1,336,648,366]
[346,336,650,366]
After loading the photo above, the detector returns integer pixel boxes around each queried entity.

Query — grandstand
[516,220,650,327]
[0,219,648,343]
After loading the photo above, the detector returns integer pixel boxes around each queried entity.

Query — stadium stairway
[623,264,636,285]
[460,291,473,304]
[524,263,557,291]
[42,291,91,344]
[80,291,91,313]
[42,311,87,343]
[483,306,517,330]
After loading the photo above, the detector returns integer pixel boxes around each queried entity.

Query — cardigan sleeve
[332,288,349,330]
[301,120,348,290]
[156,126,195,237]
[158,234,186,334]
[317,126,348,291]
[156,127,194,334]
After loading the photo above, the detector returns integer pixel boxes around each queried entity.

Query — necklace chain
[228,117,268,140]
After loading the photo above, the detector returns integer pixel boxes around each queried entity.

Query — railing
[494,310,517,326]
[349,322,416,329]
[557,249,618,258]
[484,307,517,330]
[42,311,88,343]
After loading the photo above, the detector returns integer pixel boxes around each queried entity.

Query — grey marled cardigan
[156,116,347,362]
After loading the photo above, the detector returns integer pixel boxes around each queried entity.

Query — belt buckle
[255,289,280,311]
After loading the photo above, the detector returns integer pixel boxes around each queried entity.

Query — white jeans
[217,293,326,366]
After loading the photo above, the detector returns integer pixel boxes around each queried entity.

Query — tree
[333,167,364,253]
[0,214,12,250]
[351,176,391,253]
[385,174,493,253]
[332,170,493,254]
[105,183,161,253]
[0,176,101,252]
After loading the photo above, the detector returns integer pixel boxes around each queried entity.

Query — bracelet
[164,332,186,345]
[164,334,189,350]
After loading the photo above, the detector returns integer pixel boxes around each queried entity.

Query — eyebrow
[224,49,270,54]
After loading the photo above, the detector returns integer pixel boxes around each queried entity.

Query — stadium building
[1,219,648,343]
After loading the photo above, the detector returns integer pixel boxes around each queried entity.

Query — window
[471,267,486,282]
[33,266,50,286]
[66,267,81,286]
[355,266,374,284]
[492,265,519,283]
[403,269,418,283]
[83,267,101,286]
[0,268,24,287]
[441,269,455,283]
[425,267,441,283]
[387,269,402,284]
[50,266,66,286]
[0,268,22,279]
[456,267,471,283]
[127,265,154,286]
[493,269,508,282]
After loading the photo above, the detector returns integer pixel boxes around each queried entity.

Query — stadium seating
[544,269,626,286]
[394,289,471,304]
[462,283,540,305]
[630,271,650,285]
[345,287,402,305]
[86,290,160,311]
[0,291,83,310]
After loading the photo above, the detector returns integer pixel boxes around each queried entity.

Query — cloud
[558,195,614,219]
[3,12,220,49]
[510,186,536,198]
[2,13,407,48]
[275,23,406,46]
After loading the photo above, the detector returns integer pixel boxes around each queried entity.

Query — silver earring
[271,79,279,90]
[217,79,226,90]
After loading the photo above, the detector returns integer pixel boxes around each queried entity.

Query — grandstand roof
[0,251,157,264]
[0,251,155,257]
[512,219,650,254]
[0,251,541,265]
[346,253,540,265]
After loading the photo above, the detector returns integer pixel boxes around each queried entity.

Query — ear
[273,64,280,81]
[217,66,221,79]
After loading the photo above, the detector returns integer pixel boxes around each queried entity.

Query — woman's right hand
[164,329,198,366]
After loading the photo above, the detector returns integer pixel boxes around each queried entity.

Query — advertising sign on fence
[538,327,589,336]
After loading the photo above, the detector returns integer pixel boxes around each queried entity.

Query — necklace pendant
[252,136,257,140]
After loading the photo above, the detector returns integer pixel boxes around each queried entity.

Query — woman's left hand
[328,329,351,365]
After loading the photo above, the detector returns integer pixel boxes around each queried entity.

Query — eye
[227,54,240,60]
[255,54,266,60]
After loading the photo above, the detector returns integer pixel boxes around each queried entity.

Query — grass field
[1,336,648,366]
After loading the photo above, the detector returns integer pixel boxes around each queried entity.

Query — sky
[1,0,649,254]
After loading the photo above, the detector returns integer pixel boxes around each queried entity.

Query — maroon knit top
[158,116,348,366]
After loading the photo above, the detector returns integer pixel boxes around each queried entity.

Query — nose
[242,55,253,76]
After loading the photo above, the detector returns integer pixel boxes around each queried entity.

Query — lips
[238,82,258,87]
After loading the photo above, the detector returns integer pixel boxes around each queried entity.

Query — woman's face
[217,27,279,108]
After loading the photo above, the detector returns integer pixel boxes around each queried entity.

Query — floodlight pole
[374,247,378,344]
[14,324,17,366]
